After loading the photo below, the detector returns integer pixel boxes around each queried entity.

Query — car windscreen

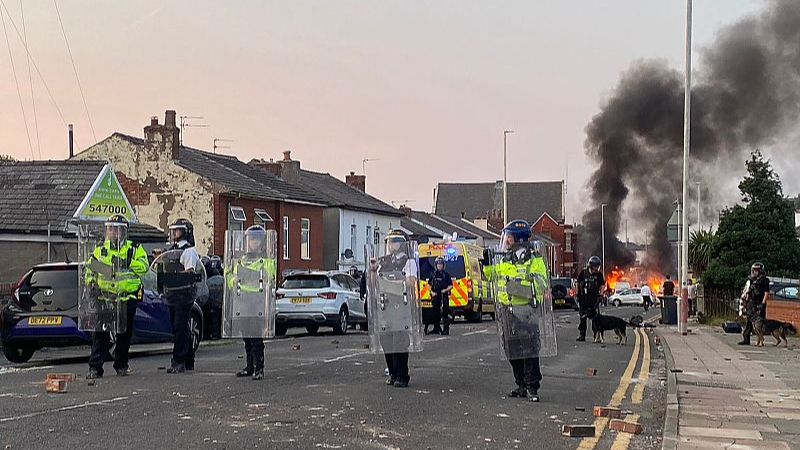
[281,275,330,289]
[419,256,467,281]
[28,268,78,312]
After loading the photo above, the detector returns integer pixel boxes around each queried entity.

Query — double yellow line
[576,327,651,450]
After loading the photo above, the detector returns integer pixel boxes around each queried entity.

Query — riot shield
[222,229,277,339]
[150,249,207,307]
[365,244,424,354]
[77,223,127,334]
[491,241,557,359]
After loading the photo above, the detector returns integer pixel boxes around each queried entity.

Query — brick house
[531,212,579,278]
[73,110,327,277]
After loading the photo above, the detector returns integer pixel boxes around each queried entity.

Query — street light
[503,130,514,225]
[601,203,607,277]
[694,182,701,230]
[680,0,693,336]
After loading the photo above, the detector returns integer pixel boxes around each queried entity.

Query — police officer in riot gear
[426,256,453,335]
[739,262,770,346]
[165,218,201,373]
[576,256,605,342]
[85,215,149,379]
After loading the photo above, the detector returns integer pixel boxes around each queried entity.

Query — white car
[275,271,367,336]
[609,288,645,307]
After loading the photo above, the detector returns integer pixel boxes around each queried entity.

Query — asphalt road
[0,305,665,450]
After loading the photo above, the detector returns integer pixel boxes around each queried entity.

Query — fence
[702,286,740,318]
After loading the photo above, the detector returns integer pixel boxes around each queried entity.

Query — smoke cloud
[582,0,800,274]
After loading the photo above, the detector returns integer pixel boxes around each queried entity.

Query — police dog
[589,311,630,345]
[752,316,797,347]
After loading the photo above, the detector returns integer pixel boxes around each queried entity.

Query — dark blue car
[0,262,205,363]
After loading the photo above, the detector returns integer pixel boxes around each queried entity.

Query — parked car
[275,271,367,336]
[550,277,576,309]
[0,261,205,363]
[609,288,645,307]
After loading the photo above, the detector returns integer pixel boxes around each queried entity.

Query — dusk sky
[0,1,764,227]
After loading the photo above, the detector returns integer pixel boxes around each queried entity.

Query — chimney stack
[143,110,181,160]
[345,171,366,192]
[250,158,282,178]
[278,150,301,183]
[68,124,74,159]
[398,205,412,217]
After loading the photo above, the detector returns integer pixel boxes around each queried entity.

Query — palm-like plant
[689,229,716,277]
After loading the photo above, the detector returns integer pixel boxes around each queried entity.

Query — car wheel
[613,299,622,307]
[2,341,35,363]
[306,324,320,335]
[190,312,203,354]
[332,308,349,335]
[275,324,288,337]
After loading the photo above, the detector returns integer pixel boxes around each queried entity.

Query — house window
[565,232,572,252]
[228,205,246,232]
[282,216,289,260]
[350,224,357,254]
[301,219,311,260]
[366,225,371,251]
[255,209,273,227]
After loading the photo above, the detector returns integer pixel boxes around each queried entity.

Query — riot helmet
[588,255,601,273]
[384,229,410,256]
[751,262,765,278]
[168,218,195,247]
[104,214,129,249]
[244,225,267,257]
[499,219,531,252]
[348,266,359,278]
[435,256,445,270]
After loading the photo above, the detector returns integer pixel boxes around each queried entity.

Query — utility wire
[20,0,41,158]
[53,0,95,142]
[0,4,34,160]
[0,0,81,150]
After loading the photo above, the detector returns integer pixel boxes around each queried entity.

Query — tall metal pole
[601,204,607,277]
[503,130,514,225]
[695,182,701,230]
[680,0,693,290]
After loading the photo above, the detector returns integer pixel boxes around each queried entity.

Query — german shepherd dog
[589,310,637,345]
[752,315,797,347]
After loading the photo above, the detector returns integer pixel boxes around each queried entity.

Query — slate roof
[293,169,402,216]
[115,133,325,205]
[435,181,564,223]
[400,217,439,238]
[407,211,479,240]
[0,160,166,241]
[436,215,501,240]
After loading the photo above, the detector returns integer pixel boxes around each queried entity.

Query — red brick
[586,368,598,377]
[561,425,596,437]
[593,406,622,418]
[45,379,68,393]
[609,419,643,434]
[46,373,76,382]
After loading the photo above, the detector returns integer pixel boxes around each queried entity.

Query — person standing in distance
[576,256,605,342]
[426,256,453,335]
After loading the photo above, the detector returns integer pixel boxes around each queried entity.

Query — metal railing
[702,286,739,318]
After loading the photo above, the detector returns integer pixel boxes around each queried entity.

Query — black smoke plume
[582,0,800,274]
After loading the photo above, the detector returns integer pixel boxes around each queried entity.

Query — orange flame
[605,268,625,290]
[646,276,664,295]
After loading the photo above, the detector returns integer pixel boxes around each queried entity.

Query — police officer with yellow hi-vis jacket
[85,214,149,379]
[483,220,555,403]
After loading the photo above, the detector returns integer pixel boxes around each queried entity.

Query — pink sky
[0,1,765,233]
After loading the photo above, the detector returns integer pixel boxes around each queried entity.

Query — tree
[705,150,800,287]
[689,229,716,277]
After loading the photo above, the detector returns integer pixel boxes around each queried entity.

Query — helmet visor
[168,224,187,244]
[499,231,518,252]
[104,222,128,246]
[385,236,407,255]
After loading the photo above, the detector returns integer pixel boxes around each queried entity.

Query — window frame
[300,218,311,260]
[254,208,273,224]
[282,216,290,260]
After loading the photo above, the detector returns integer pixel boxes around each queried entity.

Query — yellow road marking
[610,413,641,450]
[632,328,650,404]
[576,326,642,450]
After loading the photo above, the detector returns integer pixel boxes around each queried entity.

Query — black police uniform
[577,268,605,340]
[741,274,770,344]
[165,240,198,372]
[378,252,412,385]
[426,269,452,334]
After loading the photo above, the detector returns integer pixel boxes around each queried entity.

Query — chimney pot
[150,116,158,126]
[283,150,292,161]
[165,110,177,128]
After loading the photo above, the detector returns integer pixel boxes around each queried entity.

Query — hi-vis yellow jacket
[85,240,148,301]
[484,254,548,306]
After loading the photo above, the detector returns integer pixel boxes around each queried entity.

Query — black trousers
[384,353,410,383]
[243,338,265,371]
[89,298,138,374]
[509,357,542,391]
[642,296,651,311]
[742,303,767,341]
[169,302,194,367]
[432,293,451,332]
[578,297,598,337]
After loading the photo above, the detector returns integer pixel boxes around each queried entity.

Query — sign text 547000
[88,204,128,215]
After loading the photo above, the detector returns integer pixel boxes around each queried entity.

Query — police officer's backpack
[722,321,742,334]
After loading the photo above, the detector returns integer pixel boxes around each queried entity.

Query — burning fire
[605,266,665,294]
[646,276,664,295]
[606,268,625,290]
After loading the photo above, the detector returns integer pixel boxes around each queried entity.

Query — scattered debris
[496,413,510,418]
[292,344,301,351]
[364,344,370,349]
[585,368,598,377]
[670,368,683,373]
[561,425,596,437]
[45,379,68,393]
[46,373,76,382]
[593,406,622,419]
[609,419,643,435]
[575,406,585,412]
[331,340,339,344]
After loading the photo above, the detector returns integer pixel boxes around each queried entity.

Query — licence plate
[555,299,565,305]
[421,301,432,307]
[28,316,62,325]
[291,298,312,304]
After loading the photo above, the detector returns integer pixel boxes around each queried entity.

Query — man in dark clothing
[426,257,453,335]
[663,275,675,296]
[576,256,605,342]
[739,262,770,346]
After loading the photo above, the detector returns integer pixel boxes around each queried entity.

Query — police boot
[527,388,540,403]
[737,339,751,346]
[442,326,450,336]
[509,386,527,398]
[251,369,264,381]
[576,335,586,342]
[86,368,102,380]
[167,364,186,374]
[236,368,254,377]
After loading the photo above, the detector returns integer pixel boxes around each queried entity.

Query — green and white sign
[73,164,138,222]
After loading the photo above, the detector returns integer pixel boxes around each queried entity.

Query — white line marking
[425,337,448,343]
[0,365,54,375]
[323,352,370,363]
[0,396,129,423]
[462,329,489,336]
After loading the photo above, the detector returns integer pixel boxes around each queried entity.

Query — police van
[418,242,494,323]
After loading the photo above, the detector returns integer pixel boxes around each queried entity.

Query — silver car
[275,271,367,336]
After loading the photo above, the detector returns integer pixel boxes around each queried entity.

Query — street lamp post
[601,204,607,277]
[503,130,514,225]
[695,182,701,230]
[680,0,693,336]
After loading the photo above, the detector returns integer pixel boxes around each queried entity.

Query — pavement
[1,306,665,450]
[658,320,800,450]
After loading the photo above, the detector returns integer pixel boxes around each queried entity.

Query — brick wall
[767,299,800,329]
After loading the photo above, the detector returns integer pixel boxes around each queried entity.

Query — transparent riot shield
[77,222,127,334]
[491,241,557,359]
[222,229,277,339]
[365,244,424,354]
[151,249,207,307]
